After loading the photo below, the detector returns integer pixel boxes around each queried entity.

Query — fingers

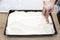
[42,7,52,23]
[45,9,53,23]
[45,10,49,23]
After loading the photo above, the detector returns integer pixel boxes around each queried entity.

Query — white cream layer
[6,11,55,35]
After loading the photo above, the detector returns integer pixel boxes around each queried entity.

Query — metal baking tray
[4,10,57,36]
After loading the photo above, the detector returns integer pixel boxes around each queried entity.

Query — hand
[42,1,55,23]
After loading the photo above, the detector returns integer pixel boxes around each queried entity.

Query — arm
[55,0,58,4]
[50,0,57,4]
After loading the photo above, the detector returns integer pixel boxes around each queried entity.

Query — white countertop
[0,0,43,13]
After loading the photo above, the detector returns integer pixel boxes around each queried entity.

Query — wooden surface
[0,12,60,40]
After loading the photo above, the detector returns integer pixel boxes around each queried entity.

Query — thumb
[42,7,46,16]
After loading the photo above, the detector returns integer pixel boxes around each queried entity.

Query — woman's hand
[42,1,55,23]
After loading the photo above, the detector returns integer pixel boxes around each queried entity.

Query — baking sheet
[4,10,57,36]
